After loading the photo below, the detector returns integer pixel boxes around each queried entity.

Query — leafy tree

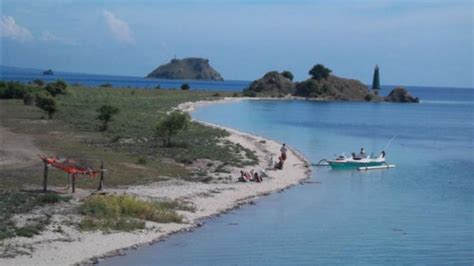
[309,64,332,80]
[32,79,44,87]
[281,71,294,81]
[45,80,68,96]
[35,93,57,119]
[155,111,190,146]
[96,105,120,131]
[181,83,190,90]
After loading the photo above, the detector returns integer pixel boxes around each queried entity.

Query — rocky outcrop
[146,58,223,81]
[244,71,295,96]
[385,87,419,103]
[295,75,382,101]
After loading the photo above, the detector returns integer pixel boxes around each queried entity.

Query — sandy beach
[0,98,311,265]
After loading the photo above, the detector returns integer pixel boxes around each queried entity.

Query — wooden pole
[43,161,48,192]
[98,161,104,191]
[72,174,76,193]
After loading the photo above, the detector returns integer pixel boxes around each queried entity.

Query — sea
[2,66,473,265]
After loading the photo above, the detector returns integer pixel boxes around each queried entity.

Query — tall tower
[372,65,380,94]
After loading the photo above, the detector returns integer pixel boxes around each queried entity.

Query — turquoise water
[103,88,473,265]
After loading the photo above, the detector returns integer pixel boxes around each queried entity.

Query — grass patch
[78,195,189,232]
[1,86,258,189]
[0,191,67,240]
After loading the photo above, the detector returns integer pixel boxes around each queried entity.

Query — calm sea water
[0,65,250,91]
[103,87,474,265]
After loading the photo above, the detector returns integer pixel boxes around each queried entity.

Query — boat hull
[328,161,385,169]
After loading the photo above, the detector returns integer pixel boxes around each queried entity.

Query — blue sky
[1,0,472,87]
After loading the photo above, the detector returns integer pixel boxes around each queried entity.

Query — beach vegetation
[45,80,68,96]
[99,83,113,88]
[0,191,70,240]
[155,111,190,146]
[96,105,120,131]
[78,195,187,232]
[242,89,257,97]
[309,64,332,80]
[181,83,190,90]
[281,71,294,81]
[35,93,57,119]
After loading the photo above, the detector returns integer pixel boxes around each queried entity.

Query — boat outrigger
[316,150,395,170]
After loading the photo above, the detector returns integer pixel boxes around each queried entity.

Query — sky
[1,0,473,88]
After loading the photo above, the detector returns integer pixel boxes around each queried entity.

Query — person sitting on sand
[280,144,288,161]
[239,170,251,182]
[252,170,262,183]
[274,156,284,170]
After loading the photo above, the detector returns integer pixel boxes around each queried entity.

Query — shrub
[232,92,239,97]
[242,89,257,97]
[154,85,161,90]
[281,71,294,81]
[32,79,44,87]
[36,93,57,119]
[23,93,35,105]
[45,80,68,96]
[155,111,190,146]
[99,83,113,88]
[0,81,27,99]
[181,83,190,90]
[96,105,120,131]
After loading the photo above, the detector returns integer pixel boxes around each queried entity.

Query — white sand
[0,98,311,265]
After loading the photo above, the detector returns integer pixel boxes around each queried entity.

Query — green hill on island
[146,58,224,81]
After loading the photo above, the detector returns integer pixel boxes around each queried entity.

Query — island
[146,57,224,81]
[243,64,419,103]
[42,69,54,75]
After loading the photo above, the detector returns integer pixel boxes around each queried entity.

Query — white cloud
[103,10,134,44]
[0,16,33,41]
[39,31,76,45]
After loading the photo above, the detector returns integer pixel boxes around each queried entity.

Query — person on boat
[380,150,386,158]
[358,148,366,158]
[280,144,288,161]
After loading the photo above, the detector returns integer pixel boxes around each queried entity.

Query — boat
[326,151,388,169]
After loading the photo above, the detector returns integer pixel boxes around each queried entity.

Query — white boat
[326,151,388,169]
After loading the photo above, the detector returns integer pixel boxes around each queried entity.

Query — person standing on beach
[280,143,288,161]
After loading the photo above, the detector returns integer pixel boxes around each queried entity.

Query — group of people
[238,143,289,183]
[351,148,367,160]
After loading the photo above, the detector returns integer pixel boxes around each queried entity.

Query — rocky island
[146,58,224,81]
[243,64,419,103]
[42,69,54,75]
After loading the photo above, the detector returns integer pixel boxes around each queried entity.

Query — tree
[155,111,190,146]
[309,64,332,80]
[96,105,120,131]
[45,80,68,96]
[181,83,190,90]
[281,71,294,81]
[36,93,57,119]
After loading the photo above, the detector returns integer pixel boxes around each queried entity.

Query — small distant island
[243,64,419,103]
[146,57,224,81]
[42,69,54,75]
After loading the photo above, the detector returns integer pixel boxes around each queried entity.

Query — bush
[78,195,184,232]
[281,71,294,81]
[242,89,257,97]
[155,111,190,146]
[181,83,190,90]
[96,105,120,131]
[45,80,67,96]
[32,79,44,87]
[36,93,57,119]
[154,85,161,90]
[23,93,35,105]
[99,83,113,88]
[0,81,27,99]
[309,64,332,80]
[232,92,239,97]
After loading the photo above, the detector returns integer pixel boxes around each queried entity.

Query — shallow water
[103,87,473,265]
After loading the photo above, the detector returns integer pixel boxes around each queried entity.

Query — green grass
[78,195,188,232]
[0,192,69,240]
[1,86,258,189]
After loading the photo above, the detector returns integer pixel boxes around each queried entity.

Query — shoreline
[0,97,312,266]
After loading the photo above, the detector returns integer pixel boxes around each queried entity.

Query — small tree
[96,105,120,131]
[181,83,190,90]
[36,93,57,119]
[45,80,68,97]
[281,71,294,81]
[309,64,332,80]
[155,111,190,146]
